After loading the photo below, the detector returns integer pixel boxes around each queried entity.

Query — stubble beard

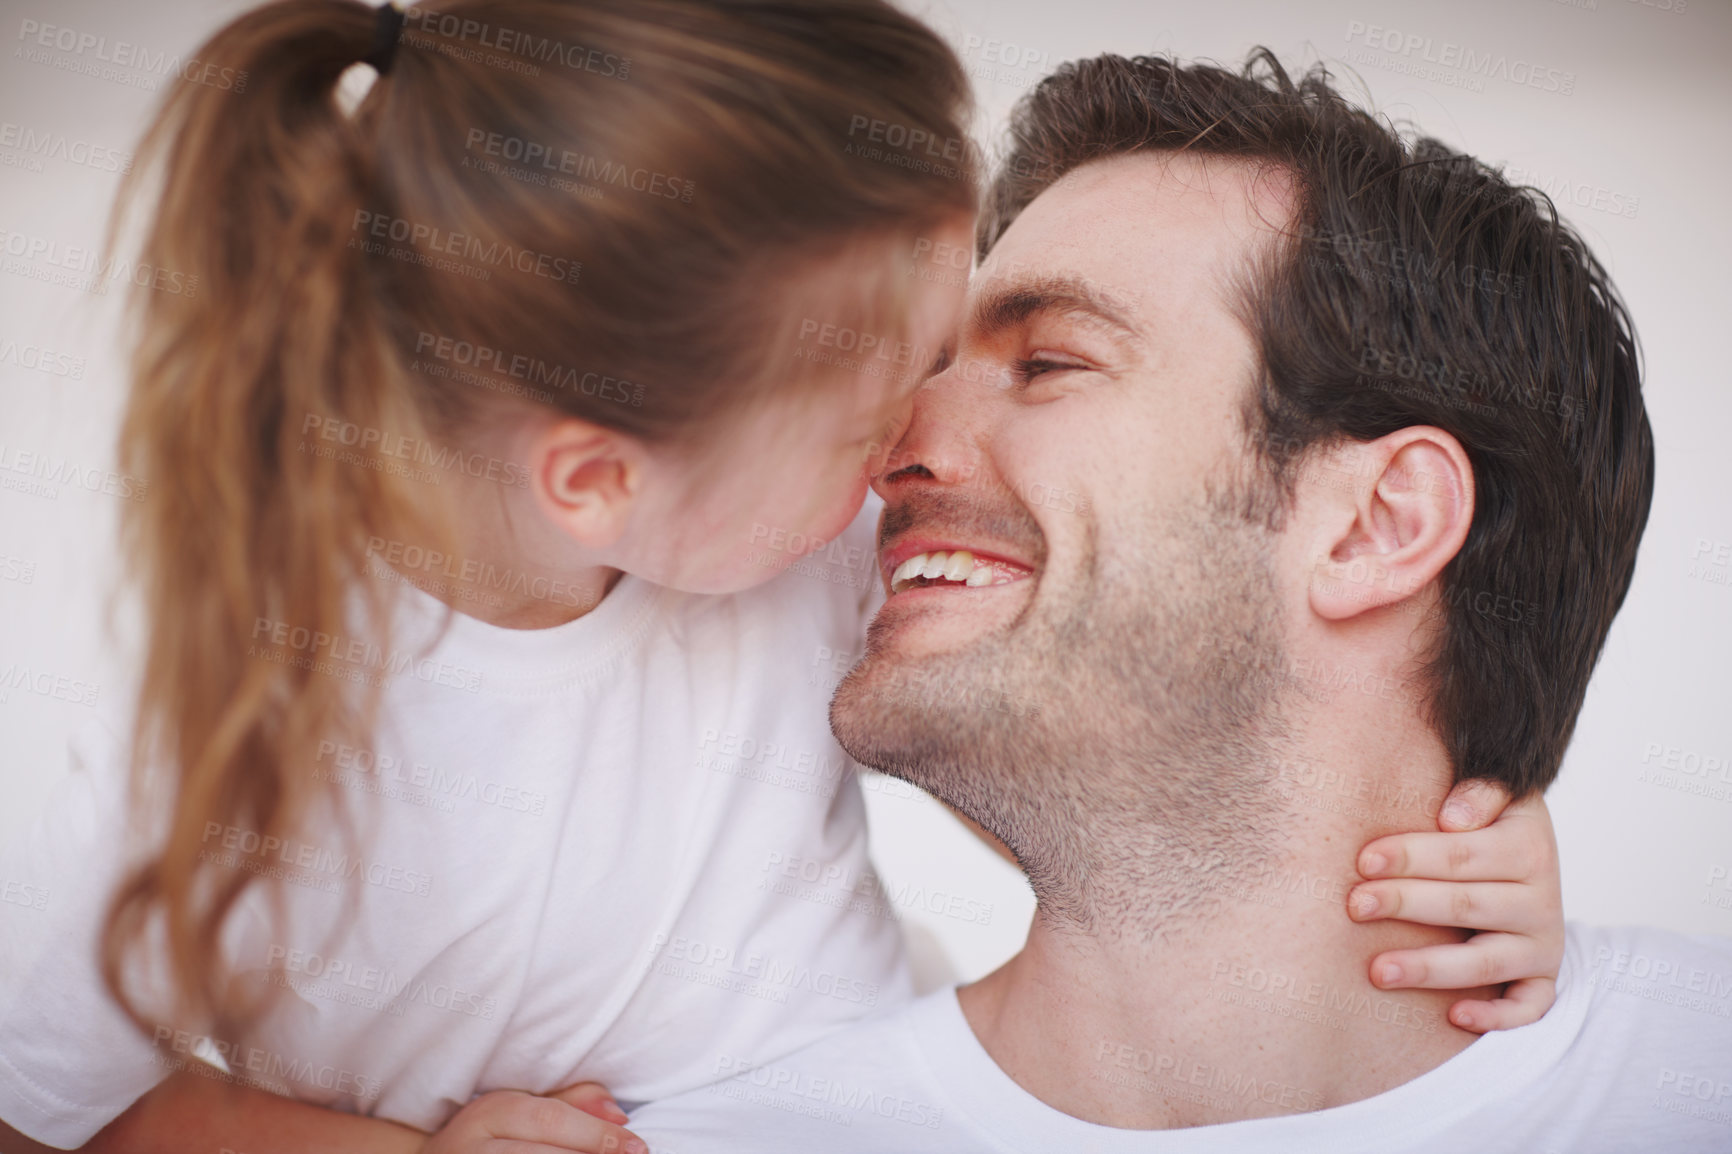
[831,483,1294,943]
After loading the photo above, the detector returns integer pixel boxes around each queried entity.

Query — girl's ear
[528,418,648,550]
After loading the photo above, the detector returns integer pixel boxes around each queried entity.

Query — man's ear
[528,417,646,550]
[1307,427,1474,621]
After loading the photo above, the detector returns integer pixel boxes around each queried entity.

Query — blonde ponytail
[107,0,449,1033]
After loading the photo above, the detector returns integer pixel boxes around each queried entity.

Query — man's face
[830,152,1303,931]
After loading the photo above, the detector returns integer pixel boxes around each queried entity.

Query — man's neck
[958,711,1494,1129]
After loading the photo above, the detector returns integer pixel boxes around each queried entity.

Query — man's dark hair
[980,50,1654,795]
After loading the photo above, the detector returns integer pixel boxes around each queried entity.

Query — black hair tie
[363,2,406,74]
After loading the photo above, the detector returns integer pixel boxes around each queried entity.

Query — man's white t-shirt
[0,506,904,1148]
[629,923,1732,1153]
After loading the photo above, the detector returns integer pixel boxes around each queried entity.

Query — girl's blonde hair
[107,0,975,1035]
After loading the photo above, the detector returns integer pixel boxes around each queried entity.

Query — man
[628,50,1732,1151]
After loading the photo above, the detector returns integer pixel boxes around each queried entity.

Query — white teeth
[891,556,925,587]
[890,549,1009,593]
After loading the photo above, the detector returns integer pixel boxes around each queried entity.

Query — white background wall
[2,0,1728,986]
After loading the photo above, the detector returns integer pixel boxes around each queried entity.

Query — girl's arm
[75,1070,424,1153]
[58,1071,643,1154]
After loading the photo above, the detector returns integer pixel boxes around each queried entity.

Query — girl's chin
[660,551,789,597]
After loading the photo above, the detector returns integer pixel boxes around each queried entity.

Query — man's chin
[829,622,1031,784]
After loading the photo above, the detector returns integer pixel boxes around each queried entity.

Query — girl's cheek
[815,470,872,544]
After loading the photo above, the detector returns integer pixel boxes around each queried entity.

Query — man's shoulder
[629,987,962,1154]
[1568,921,1732,1030]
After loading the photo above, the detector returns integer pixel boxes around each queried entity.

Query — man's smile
[879,533,1039,600]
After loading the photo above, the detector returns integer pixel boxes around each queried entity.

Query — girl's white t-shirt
[0,505,902,1147]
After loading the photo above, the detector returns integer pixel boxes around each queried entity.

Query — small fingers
[1366,930,1550,991]
[470,1091,648,1154]
[1348,879,1537,932]
[1437,778,1511,831]
[1359,826,1498,882]
[1358,814,1550,884]
[1448,977,1557,1033]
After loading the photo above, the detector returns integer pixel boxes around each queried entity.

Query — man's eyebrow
[967,275,1142,343]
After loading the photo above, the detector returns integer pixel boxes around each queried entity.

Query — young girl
[0,2,1564,1152]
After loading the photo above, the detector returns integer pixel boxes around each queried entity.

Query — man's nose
[869,365,991,499]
